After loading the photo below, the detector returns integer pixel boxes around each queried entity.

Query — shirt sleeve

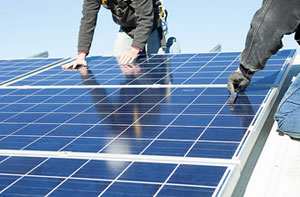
[77,0,101,54]
[131,0,154,50]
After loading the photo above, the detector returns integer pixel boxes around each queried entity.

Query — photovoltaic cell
[0,58,65,85]
[8,50,295,87]
[0,156,235,196]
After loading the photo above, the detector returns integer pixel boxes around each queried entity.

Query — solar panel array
[0,49,296,196]
[0,58,65,86]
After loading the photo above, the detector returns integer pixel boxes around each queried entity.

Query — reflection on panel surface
[9,49,295,86]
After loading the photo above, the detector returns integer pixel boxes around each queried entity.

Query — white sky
[0,0,298,58]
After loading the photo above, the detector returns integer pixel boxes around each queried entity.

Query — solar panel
[8,50,295,87]
[0,86,271,160]
[0,58,67,86]
[0,49,296,196]
[0,156,237,196]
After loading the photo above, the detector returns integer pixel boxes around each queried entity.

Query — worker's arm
[78,0,101,54]
[228,0,300,93]
[119,0,154,65]
[63,0,101,69]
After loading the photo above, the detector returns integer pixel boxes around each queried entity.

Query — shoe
[277,129,300,140]
[288,133,300,140]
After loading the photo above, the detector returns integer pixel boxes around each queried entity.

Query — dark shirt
[78,0,160,53]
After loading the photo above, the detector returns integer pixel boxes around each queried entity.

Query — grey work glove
[227,64,255,94]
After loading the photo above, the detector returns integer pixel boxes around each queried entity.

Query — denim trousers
[275,73,300,137]
[112,29,164,58]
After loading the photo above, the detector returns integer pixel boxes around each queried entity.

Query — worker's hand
[119,47,140,65]
[79,65,89,75]
[227,66,254,94]
[62,53,87,70]
[120,64,141,76]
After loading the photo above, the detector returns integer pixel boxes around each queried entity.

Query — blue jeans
[275,72,300,138]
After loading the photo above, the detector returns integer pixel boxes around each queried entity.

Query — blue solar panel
[0,86,270,160]
[0,50,296,196]
[0,58,66,85]
[8,49,295,87]
[0,156,235,196]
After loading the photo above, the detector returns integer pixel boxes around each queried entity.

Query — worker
[63,0,165,69]
[227,0,300,140]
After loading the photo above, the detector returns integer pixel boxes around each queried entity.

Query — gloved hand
[227,64,255,94]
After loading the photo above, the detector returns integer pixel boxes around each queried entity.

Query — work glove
[227,64,255,94]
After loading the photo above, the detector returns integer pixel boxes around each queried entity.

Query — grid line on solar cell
[153,162,181,196]
[0,135,242,145]
[45,158,92,196]
[0,173,220,189]
[97,159,136,196]
[0,156,49,194]
[163,52,219,86]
